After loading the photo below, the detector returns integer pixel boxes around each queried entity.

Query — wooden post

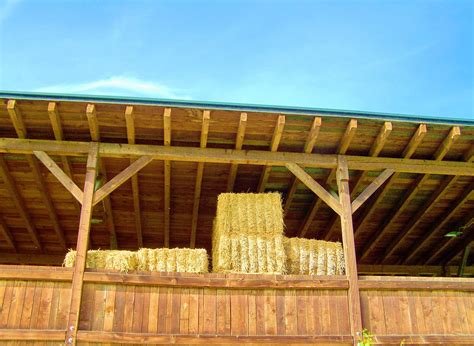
[336,156,362,345]
[65,142,99,345]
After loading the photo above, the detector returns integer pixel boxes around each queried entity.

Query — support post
[65,143,99,345]
[336,156,362,345]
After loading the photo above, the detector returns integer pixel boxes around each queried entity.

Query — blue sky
[0,0,472,119]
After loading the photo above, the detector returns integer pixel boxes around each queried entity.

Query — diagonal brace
[351,169,394,213]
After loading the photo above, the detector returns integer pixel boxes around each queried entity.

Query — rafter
[0,214,17,251]
[351,169,394,213]
[283,117,322,216]
[86,104,117,249]
[226,113,247,192]
[375,126,461,263]
[356,124,427,262]
[458,244,471,277]
[190,110,211,248]
[0,155,42,251]
[323,121,391,240]
[298,119,357,238]
[163,108,171,248]
[401,184,473,264]
[257,115,285,192]
[125,106,144,247]
[7,100,67,251]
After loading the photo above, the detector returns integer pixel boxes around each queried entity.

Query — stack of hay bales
[212,192,287,274]
[137,248,208,273]
[284,237,345,275]
[63,248,209,274]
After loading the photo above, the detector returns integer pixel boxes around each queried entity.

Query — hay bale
[136,248,209,273]
[63,249,137,273]
[284,237,345,275]
[214,192,284,236]
[212,233,286,274]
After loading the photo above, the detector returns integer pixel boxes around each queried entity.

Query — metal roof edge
[0,90,473,126]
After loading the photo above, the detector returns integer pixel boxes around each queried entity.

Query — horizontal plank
[359,276,474,291]
[0,329,65,341]
[358,264,474,276]
[77,331,353,344]
[1,138,473,175]
[373,335,474,345]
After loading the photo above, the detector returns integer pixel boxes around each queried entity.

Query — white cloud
[35,76,192,100]
[0,0,21,24]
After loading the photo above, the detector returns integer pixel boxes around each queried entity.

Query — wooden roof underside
[0,97,472,267]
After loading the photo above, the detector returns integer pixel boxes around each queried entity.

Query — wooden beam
[0,215,16,251]
[285,163,342,215]
[7,100,67,251]
[336,156,362,345]
[298,119,357,237]
[356,124,428,261]
[93,156,153,206]
[0,155,42,252]
[1,138,473,176]
[48,102,81,213]
[401,184,473,264]
[351,169,394,213]
[257,115,285,192]
[64,142,99,345]
[33,151,84,203]
[458,244,471,277]
[85,104,117,249]
[283,117,322,216]
[426,214,474,265]
[357,264,474,276]
[163,108,171,247]
[226,113,247,192]
[374,127,461,263]
[125,105,143,247]
[190,110,210,248]
[323,122,392,239]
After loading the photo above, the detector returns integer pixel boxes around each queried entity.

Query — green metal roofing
[0,90,473,126]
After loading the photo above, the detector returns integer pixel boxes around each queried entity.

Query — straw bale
[284,237,345,275]
[137,248,209,273]
[63,249,137,273]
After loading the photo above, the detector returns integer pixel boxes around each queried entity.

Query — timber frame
[0,93,473,345]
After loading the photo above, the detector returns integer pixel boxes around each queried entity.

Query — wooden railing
[0,266,473,344]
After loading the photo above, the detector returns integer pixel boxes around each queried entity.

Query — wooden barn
[0,91,472,345]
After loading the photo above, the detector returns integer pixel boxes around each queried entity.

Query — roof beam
[323,122,391,240]
[285,163,342,215]
[163,108,171,248]
[7,100,67,251]
[356,124,427,262]
[401,183,473,264]
[283,117,322,216]
[376,126,461,263]
[33,151,84,203]
[351,169,395,214]
[0,138,473,176]
[86,104,117,249]
[298,119,357,237]
[226,113,247,192]
[125,106,144,247]
[0,155,42,252]
[0,215,17,251]
[458,244,471,277]
[190,110,211,248]
[257,115,285,192]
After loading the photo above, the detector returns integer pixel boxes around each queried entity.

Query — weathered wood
[283,117,322,216]
[125,105,144,247]
[0,155,42,251]
[285,162,342,215]
[1,138,473,176]
[0,215,16,251]
[351,169,394,213]
[357,264,474,276]
[0,329,66,341]
[257,115,285,192]
[226,112,247,192]
[33,150,84,203]
[336,156,362,345]
[358,276,474,291]
[93,155,153,206]
[190,110,210,248]
[163,108,171,247]
[64,142,99,345]
[298,119,358,237]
